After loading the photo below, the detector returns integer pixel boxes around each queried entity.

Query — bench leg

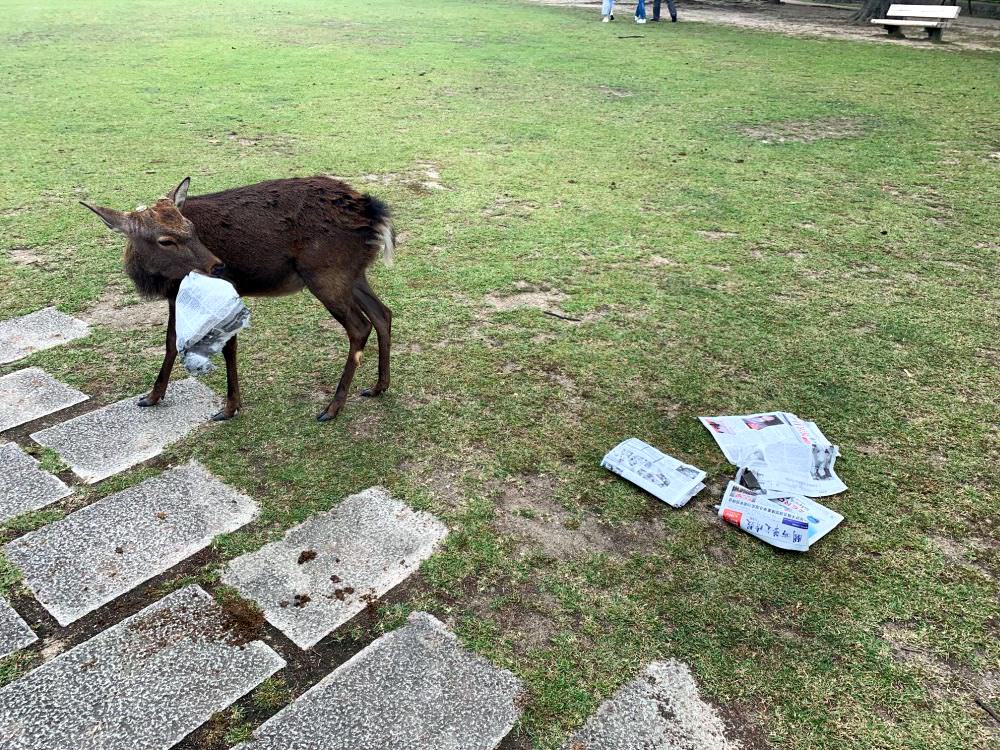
[926,26,943,42]
[884,25,906,38]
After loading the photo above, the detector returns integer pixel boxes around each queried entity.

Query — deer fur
[81,176,394,422]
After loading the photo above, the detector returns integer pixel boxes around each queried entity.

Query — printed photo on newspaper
[699,411,846,497]
[601,438,706,508]
[718,481,843,552]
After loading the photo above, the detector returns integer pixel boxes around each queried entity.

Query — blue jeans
[601,0,614,16]
[635,0,646,19]
[653,0,677,20]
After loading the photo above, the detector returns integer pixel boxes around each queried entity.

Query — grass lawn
[1,0,998,747]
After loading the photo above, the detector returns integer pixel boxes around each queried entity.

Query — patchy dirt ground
[528,0,1000,52]
[739,116,868,144]
[80,284,167,330]
[493,473,668,560]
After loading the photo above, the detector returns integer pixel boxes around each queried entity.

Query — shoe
[635,16,646,23]
[649,17,660,22]
[610,13,614,19]
[602,15,610,21]
[671,16,677,21]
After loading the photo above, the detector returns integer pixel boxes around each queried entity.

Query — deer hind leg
[301,269,373,421]
[212,334,243,421]
[352,277,392,397]
[139,296,177,408]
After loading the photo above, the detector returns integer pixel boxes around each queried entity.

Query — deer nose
[210,263,226,278]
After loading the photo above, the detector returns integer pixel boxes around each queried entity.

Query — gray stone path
[0,307,90,365]
[4,461,257,627]
[235,611,521,750]
[560,660,740,750]
[223,487,448,649]
[0,585,285,750]
[0,367,89,433]
[30,378,218,483]
[0,599,36,660]
[0,442,72,523]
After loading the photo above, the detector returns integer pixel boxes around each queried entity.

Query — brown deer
[81,176,394,422]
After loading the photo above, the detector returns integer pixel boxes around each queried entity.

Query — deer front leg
[138,296,177,407]
[212,334,242,421]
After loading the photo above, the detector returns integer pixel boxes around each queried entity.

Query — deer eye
[157,237,176,247]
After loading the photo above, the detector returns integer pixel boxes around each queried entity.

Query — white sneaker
[602,15,610,22]
[635,17,646,23]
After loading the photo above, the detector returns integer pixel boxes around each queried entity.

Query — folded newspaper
[699,411,846,497]
[175,272,250,376]
[601,438,706,508]
[718,481,843,552]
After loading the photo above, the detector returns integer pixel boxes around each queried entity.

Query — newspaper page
[175,272,251,375]
[718,482,843,551]
[699,412,846,497]
[601,438,706,508]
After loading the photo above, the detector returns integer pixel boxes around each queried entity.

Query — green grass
[1,1,998,748]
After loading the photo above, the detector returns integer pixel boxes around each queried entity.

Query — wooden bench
[871,4,961,42]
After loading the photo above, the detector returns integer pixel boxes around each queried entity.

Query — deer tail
[366,195,395,268]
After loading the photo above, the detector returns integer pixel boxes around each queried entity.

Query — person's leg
[602,0,614,18]
[652,0,661,20]
[635,0,646,20]
[666,0,676,21]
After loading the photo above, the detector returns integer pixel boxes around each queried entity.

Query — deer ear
[168,177,190,209]
[80,202,130,234]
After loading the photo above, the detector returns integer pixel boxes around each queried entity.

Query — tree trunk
[851,0,891,23]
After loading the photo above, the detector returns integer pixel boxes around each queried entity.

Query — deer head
[81,178,225,299]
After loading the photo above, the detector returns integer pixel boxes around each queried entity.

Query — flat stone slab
[0,599,37,660]
[0,442,72,524]
[0,308,90,365]
[0,585,285,750]
[0,367,89,433]
[560,660,739,750]
[30,378,218,483]
[235,611,522,750]
[223,487,448,649]
[5,461,257,626]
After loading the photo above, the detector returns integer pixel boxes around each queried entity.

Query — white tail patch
[375,218,395,267]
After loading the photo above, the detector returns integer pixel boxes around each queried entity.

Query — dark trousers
[653,0,677,20]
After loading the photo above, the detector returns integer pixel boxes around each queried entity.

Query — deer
[81,176,394,422]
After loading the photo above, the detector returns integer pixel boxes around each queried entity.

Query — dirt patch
[81,285,167,330]
[698,230,738,240]
[493,474,668,560]
[483,282,568,312]
[650,255,680,268]
[358,162,445,193]
[882,622,999,718]
[6,245,55,268]
[929,534,997,580]
[481,195,541,219]
[739,117,867,144]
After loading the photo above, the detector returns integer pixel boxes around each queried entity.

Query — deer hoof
[316,411,335,422]
[212,409,237,422]
[360,387,384,398]
[137,395,160,408]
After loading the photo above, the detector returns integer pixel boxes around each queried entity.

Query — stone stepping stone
[235,611,522,750]
[0,367,89,433]
[0,442,72,524]
[0,599,37,660]
[223,487,448,650]
[0,585,285,750]
[4,461,258,627]
[560,660,739,750]
[30,378,218,483]
[0,307,90,365]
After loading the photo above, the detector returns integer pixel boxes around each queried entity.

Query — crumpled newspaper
[175,272,250,375]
